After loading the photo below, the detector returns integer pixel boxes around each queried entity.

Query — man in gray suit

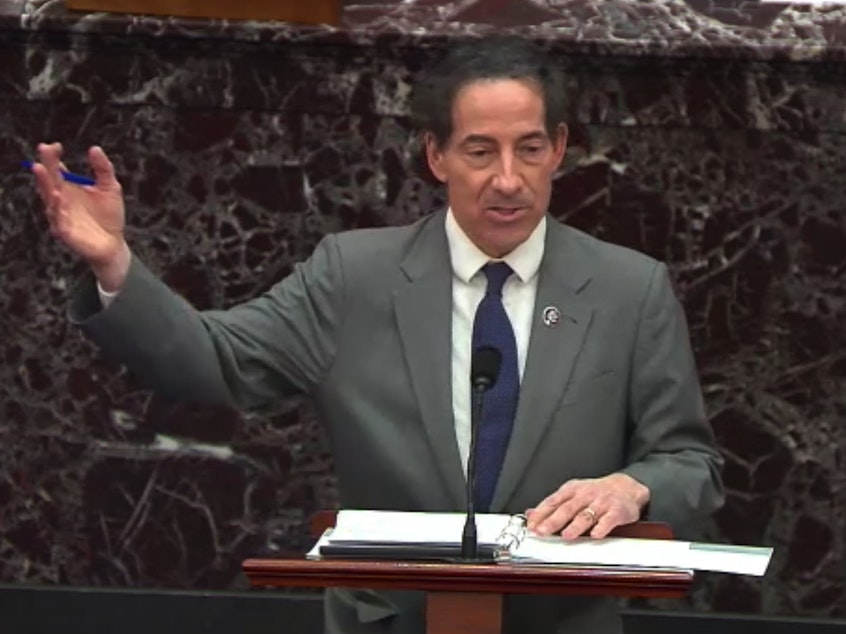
[33,36,723,634]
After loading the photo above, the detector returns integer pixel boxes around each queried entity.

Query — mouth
[485,205,528,218]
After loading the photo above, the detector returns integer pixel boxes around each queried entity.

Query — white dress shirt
[99,210,546,475]
[445,209,545,474]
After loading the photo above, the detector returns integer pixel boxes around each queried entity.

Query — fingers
[32,165,63,232]
[33,142,63,225]
[527,480,586,536]
[37,142,65,193]
[527,475,646,541]
[589,509,620,540]
[34,177,67,239]
[32,162,55,213]
[48,190,70,240]
[31,143,96,229]
[561,507,601,540]
[32,143,77,238]
[88,145,119,187]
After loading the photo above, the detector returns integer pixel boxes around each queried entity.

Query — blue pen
[21,160,96,186]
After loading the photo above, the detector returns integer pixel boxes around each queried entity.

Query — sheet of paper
[327,509,514,545]
[684,542,774,576]
[512,535,772,576]
[306,528,333,559]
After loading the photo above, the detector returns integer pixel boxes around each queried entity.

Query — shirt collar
[445,208,546,284]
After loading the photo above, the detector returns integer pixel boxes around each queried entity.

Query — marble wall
[0,0,844,620]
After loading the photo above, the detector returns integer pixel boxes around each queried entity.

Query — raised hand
[32,143,130,291]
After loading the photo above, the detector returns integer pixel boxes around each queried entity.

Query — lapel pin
[541,306,561,327]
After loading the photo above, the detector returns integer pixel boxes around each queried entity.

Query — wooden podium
[242,512,693,634]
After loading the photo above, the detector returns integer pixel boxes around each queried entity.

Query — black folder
[318,540,505,562]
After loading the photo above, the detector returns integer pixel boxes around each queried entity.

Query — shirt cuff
[97,281,119,308]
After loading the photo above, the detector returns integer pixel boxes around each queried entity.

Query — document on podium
[308,510,524,562]
[307,510,773,576]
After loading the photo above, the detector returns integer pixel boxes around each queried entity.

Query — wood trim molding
[64,0,342,25]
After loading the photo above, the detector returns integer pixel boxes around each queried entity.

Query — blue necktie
[471,262,519,512]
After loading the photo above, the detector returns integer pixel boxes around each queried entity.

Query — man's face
[426,78,567,258]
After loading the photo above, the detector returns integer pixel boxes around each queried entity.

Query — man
[33,36,723,634]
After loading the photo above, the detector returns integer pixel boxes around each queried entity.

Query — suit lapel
[490,221,595,511]
[393,212,466,509]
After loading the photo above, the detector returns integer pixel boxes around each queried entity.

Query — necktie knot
[483,262,513,297]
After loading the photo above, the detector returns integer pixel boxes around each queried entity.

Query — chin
[483,234,527,258]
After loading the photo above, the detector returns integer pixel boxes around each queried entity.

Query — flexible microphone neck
[461,384,484,559]
[462,346,501,560]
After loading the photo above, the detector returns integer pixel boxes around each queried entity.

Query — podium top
[242,556,693,598]
[243,509,690,599]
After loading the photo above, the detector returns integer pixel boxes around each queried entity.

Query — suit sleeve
[68,234,345,409]
[619,263,725,538]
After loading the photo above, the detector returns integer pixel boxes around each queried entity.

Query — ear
[424,132,448,183]
[550,123,568,170]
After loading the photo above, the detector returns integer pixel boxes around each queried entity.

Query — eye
[521,145,543,155]
[467,149,491,158]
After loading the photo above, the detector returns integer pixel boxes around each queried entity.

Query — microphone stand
[461,382,485,560]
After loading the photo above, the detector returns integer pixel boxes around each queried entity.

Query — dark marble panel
[5,0,846,62]
[3,83,846,615]
[0,98,340,588]
[2,0,846,621]
[8,28,846,139]
[553,125,846,615]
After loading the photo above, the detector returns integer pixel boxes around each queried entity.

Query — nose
[491,152,522,196]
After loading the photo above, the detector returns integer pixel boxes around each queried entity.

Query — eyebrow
[459,131,549,146]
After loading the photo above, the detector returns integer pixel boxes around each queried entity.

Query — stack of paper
[307,510,773,576]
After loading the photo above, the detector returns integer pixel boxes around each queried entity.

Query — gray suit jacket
[71,210,724,634]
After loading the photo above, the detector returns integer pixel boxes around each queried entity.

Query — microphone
[461,346,502,559]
